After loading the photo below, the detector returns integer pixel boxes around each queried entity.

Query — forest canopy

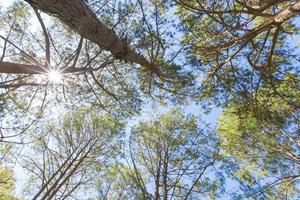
[0,0,299,199]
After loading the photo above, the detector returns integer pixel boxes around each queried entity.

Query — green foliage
[22,109,125,199]
[95,163,143,200]
[0,166,18,200]
[216,76,300,198]
[176,0,300,114]
[129,109,223,199]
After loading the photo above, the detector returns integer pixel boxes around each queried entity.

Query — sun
[47,70,62,83]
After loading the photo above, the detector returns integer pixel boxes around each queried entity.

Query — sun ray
[47,69,62,83]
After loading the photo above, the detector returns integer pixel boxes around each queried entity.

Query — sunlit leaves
[216,76,300,198]
[0,166,18,200]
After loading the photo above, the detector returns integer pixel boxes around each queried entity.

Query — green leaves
[128,109,222,199]
[216,75,300,197]
[0,166,18,200]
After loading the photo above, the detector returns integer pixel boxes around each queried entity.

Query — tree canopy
[0,0,299,199]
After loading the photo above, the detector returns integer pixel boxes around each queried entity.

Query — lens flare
[48,70,62,83]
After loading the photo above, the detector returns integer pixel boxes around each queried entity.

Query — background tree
[95,163,142,200]
[20,109,124,199]
[216,76,300,199]
[127,109,222,199]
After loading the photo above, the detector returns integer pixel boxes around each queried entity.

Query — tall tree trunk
[24,0,160,75]
[162,149,169,200]
[154,148,162,200]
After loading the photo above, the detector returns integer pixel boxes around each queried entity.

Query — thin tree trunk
[154,148,162,200]
[162,149,169,200]
[45,142,95,200]
[33,140,92,200]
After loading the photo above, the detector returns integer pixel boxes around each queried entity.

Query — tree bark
[24,0,160,75]
[274,1,300,23]
[154,148,162,200]
[0,62,87,74]
[162,150,169,200]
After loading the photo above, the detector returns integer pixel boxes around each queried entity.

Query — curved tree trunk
[24,0,160,75]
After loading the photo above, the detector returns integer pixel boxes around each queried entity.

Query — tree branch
[24,0,161,75]
[0,62,88,74]
[33,7,51,66]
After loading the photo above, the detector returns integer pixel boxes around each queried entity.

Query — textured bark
[24,0,160,75]
[162,151,169,200]
[0,62,86,74]
[274,1,300,23]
